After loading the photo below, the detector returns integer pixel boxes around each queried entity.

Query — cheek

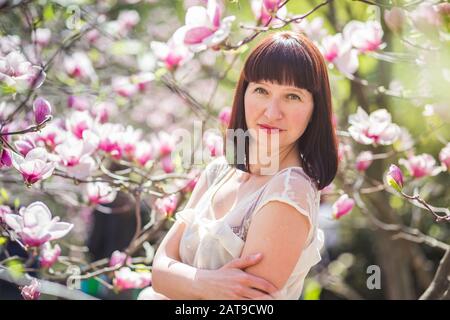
[244,93,260,123]
[287,105,313,136]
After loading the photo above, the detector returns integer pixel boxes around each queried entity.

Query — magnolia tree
[0,0,449,300]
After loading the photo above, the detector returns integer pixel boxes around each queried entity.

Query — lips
[257,124,284,133]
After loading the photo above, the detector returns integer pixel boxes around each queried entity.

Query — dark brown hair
[225,31,338,190]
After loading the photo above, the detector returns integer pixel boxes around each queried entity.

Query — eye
[287,93,302,101]
[254,87,268,95]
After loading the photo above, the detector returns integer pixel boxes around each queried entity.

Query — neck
[247,141,301,176]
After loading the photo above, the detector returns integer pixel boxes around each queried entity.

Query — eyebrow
[253,82,306,96]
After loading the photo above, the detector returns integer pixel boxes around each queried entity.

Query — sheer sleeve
[175,156,229,224]
[252,167,320,245]
[204,155,230,187]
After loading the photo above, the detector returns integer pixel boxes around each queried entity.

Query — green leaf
[389,195,404,210]
[0,237,8,246]
[14,198,20,209]
[387,176,402,193]
[1,84,17,95]
[43,3,55,22]
[154,67,168,80]
[6,259,25,280]
[0,188,9,202]
[303,279,322,300]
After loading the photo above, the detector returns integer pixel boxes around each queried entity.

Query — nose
[264,99,283,120]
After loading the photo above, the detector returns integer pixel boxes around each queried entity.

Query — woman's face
[244,80,314,153]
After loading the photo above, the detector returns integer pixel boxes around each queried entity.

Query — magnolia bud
[33,97,52,124]
[332,194,355,219]
[387,164,404,192]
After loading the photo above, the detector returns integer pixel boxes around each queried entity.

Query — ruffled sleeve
[204,155,230,187]
[174,156,230,225]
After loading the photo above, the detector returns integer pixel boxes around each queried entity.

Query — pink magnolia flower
[181,0,236,52]
[262,0,282,12]
[0,51,46,91]
[393,127,414,152]
[66,111,95,139]
[39,242,61,268]
[15,134,36,156]
[251,0,287,26]
[355,151,373,172]
[155,194,178,218]
[386,164,404,192]
[112,76,138,98]
[0,205,12,223]
[134,141,153,166]
[4,201,73,247]
[68,95,90,111]
[11,147,55,185]
[182,175,199,193]
[86,29,100,44]
[91,101,117,123]
[0,147,12,168]
[437,3,450,16]
[0,35,20,55]
[348,107,401,146]
[439,143,450,171]
[320,34,359,75]
[21,279,40,300]
[131,72,155,92]
[54,132,98,179]
[161,155,175,173]
[292,17,328,43]
[35,124,66,151]
[113,267,152,291]
[31,28,51,47]
[399,154,440,178]
[95,123,123,159]
[152,131,176,157]
[343,20,385,53]
[109,250,132,267]
[118,126,143,159]
[117,10,140,31]
[332,194,355,219]
[85,182,117,205]
[64,52,97,81]
[410,2,442,33]
[204,131,223,157]
[33,97,52,125]
[218,107,231,127]
[151,28,194,70]
[384,7,406,33]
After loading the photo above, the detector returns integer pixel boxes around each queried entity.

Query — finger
[225,253,263,270]
[245,275,278,294]
[241,287,273,300]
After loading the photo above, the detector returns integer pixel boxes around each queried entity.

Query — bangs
[243,34,320,93]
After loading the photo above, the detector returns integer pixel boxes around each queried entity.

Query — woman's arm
[151,164,278,299]
[151,165,210,299]
[151,219,203,299]
[240,200,312,291]
[152,218,278,299]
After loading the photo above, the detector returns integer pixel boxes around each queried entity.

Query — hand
[196,253,278,300]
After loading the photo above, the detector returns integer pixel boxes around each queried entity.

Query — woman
[139,31,338,300]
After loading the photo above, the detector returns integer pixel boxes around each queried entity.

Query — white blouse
[175,156,324,300]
